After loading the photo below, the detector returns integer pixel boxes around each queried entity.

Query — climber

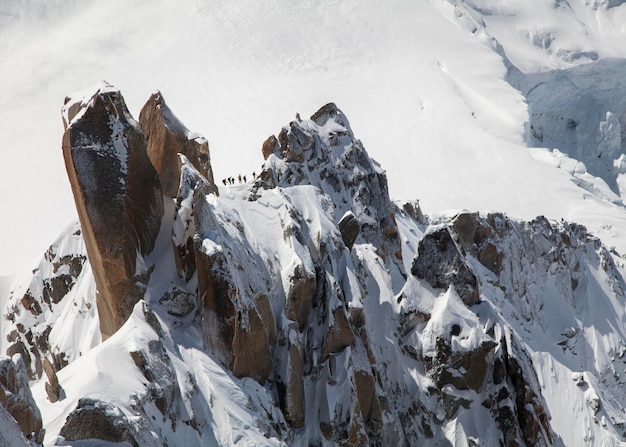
[238,174,242,183]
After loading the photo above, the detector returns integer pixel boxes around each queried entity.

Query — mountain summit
[3,83,626,445]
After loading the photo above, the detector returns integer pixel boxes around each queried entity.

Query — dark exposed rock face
[450,212,504,274]
[338,211,360,251]
[139,91,217,198]
[59,398,140,447]
[401,210,620,445]
[0,355,43,442]
[130,340,176,416]
[411,227,480,306]
[0,403,30,447]
[62,82,164,339]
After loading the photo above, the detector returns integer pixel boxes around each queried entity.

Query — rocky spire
[139,91,217,198]
[62,82,164,339]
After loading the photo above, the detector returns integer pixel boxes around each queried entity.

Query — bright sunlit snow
[2,1,626,281]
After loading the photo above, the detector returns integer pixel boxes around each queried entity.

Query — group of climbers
[221,170,258,186]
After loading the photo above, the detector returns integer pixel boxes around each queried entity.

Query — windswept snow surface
[4,0,626,273]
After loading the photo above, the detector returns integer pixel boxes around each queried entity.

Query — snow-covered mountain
[4,0,626,446]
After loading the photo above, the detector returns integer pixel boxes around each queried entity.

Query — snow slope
[4,0,626,275]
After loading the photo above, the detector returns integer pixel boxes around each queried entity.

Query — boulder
[262,135,280,160]
[139,91,217,197]
[62,82,164,339]
[338,211,360,250]
[323,307,355,360]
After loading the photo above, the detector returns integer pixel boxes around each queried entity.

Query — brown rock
[478,242,503,274]
[341,409,369,447]
[452,212,479,250]
[278,126,306,163]
[62,82,164,339]
[139,91,217,197]
[194,234,236,369]
[323,307,355,360]
[0,356,43,440]
[232,306,273,384]
[255,293,277,346]
[262,135,280,160]
[285,344,305,428]
[20,292,41,316]
[354,368,382,422]
[285,264,316,331]
[43,358,62,403]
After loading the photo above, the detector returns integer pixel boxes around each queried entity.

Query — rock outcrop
[0,403,30,447]
[43,358,62,403]
[139,91,217,198]
[62,82,164,339]
[0,355,43,443]
[2,221,89,379]
[193,192,274,385]
[172,155,214,282]
[338,211,360,250]
[411,226,480,306]
[59,398,141,447]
